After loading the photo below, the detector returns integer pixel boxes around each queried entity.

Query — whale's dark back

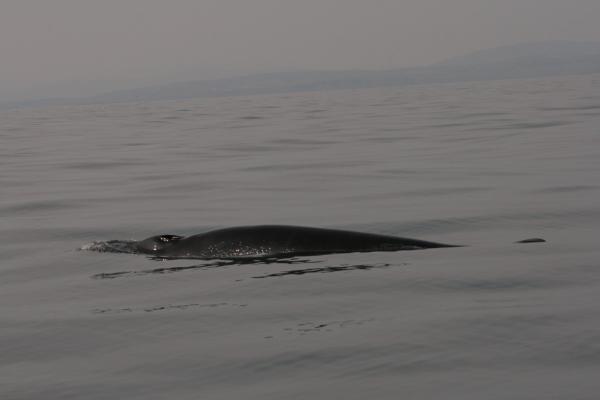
[150,225,456,259]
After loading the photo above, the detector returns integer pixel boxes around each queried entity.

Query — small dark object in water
[515,238,546,244]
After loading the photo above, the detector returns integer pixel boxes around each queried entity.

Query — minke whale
[133,225,459,259]
[83,225,545,260]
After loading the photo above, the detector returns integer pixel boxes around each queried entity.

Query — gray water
[2,74,600,399]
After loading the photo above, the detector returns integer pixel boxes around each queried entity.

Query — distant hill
[4,41,600,109]
[436,41,600,67]
[428,40,600,83]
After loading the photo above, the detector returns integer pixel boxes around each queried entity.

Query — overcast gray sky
[2,0,600,101]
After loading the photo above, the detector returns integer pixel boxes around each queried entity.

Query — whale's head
[136,234,184,255]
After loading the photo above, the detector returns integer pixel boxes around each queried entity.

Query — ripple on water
[1,199,84,214]
[535,185,599,194]
[252,263,393,279]
[90,257,319,279]
[539,105,600,111]
[217,144,279,153]
[487,120,572,130]
[239,115,264,120]
[61,160,148,170]
[92,302,248,315]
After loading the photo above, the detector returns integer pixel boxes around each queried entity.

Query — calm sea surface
[2,74,600,399]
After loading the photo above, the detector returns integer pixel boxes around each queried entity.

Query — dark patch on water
[266,318,376,338]
[515,238,546,244]
[239,115,264,120]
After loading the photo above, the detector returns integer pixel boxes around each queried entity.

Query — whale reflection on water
[92,258,394,280]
